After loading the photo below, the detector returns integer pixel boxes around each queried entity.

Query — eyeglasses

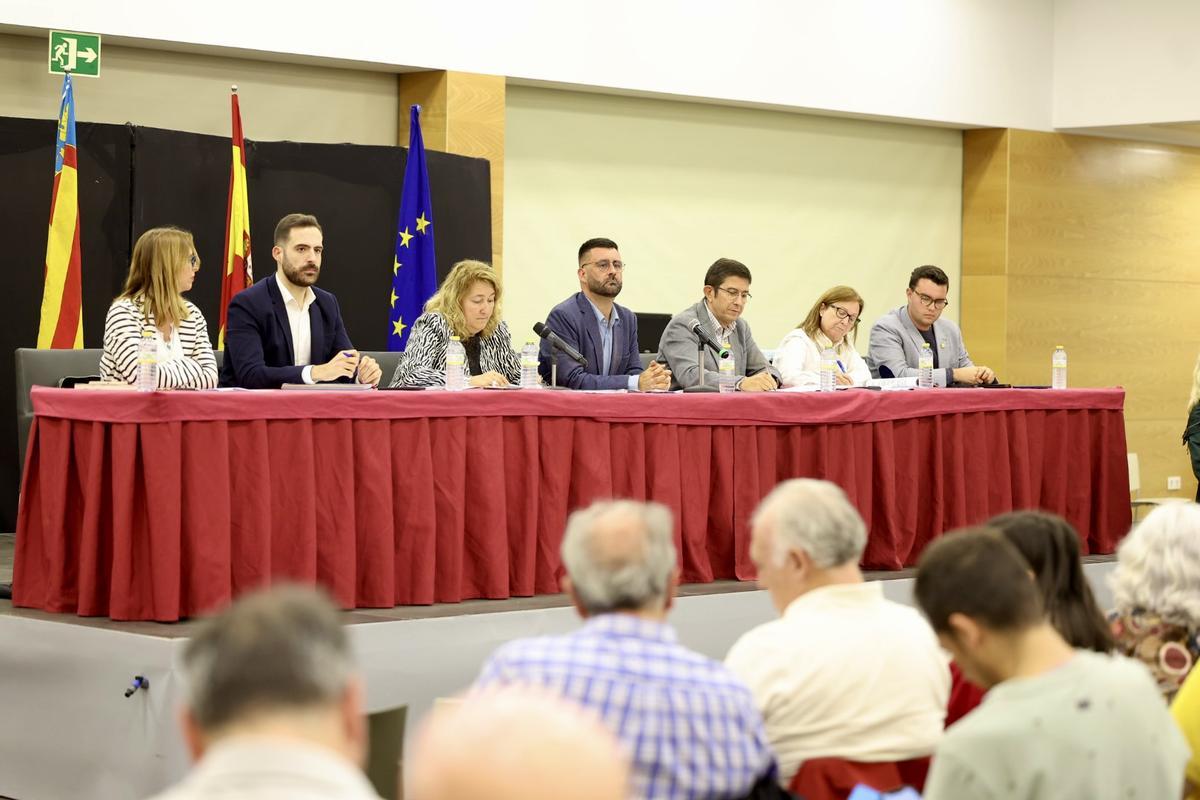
[717,287,752,301]
[581,260,625,272]
[827,304,859,324]
[913,291,948,310]
[188,254,198,269]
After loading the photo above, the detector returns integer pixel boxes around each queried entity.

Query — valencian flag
[38,72,83,349]
[389,104,437,351]
[218,86,253,348]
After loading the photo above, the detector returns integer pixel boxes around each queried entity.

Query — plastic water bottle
[1052,345,1068,389]
[718,346,736,393]
[819,347,837,392]
[520,340,540,388]
[918,342,934,388]
[445,336,467,390]
[136,328,158,392]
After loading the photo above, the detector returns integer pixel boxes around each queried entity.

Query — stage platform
[0,533,1118,800]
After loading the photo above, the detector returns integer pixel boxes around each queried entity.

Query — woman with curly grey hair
[1109,502,1200,700]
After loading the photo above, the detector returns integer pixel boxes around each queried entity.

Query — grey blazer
[867,306,973,387]
[655,299,780,391]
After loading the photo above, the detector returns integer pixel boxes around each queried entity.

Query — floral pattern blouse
[1110,609,1200,701]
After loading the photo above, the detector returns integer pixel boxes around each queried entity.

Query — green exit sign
[49,31,101,77]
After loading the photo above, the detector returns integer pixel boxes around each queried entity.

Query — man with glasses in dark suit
[868,264,995,386]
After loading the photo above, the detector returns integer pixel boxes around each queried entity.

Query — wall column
[399,71,505,272]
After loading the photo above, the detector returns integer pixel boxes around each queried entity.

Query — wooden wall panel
[961,128,1200,500]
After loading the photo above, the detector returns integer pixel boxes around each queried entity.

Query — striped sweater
[99,297,219,389]
[390,311,521,387]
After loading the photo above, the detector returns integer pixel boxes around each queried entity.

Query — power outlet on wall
[1168,476,1182,491]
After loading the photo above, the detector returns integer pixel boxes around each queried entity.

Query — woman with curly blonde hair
[390,260,521,388]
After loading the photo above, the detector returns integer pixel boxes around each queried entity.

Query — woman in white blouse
[774,285,870,388]
[99,226,218,389]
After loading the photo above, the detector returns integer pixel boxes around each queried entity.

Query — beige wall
[0,33,398,144]
[502,85,963,355]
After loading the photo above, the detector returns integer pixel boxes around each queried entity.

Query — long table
[13,386,1131,621]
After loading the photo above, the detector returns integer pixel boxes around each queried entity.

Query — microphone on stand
[689,320,730,359]
[533,322,588,367]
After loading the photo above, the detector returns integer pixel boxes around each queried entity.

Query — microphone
[688,320,730,359]
[533,322,588,367]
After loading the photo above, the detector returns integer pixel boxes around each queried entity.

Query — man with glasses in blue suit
[868,265,995,386]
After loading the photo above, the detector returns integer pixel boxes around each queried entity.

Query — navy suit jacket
[219,275,354,389]
[537,292,642,390]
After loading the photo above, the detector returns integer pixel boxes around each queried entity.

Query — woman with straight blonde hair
[389,259,522,388]
[99,226,218,388]
[1186,354,1200,501]
[773,285,871,388]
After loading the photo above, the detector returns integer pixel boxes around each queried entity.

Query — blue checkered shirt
[475,614,777,800]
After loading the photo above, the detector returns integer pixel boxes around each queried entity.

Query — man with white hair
[149,585,381,800]
[474,499,778,800]
[725,479,949,785]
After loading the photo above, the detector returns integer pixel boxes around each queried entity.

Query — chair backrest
[14,347,103,474]
[1128,452,1141,496]
[362,350,404,385]
[213,349,224,372]
[635,311,672,353]
[639,351,657,370]
[789,756,931,800]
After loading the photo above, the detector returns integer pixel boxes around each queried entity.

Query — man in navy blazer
[219,213,382,389]
[538,238,672,391]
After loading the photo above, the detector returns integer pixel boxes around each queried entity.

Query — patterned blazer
[389,311,521,387]
[99,297,218,389]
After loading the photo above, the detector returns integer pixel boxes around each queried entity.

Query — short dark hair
[914,527,1043,634]
[274,213,323,246]
[182,585,352,732]
[908,264,949,290]
[987,511,1115,653]
[578,238,619,262]
[704,258,752,289]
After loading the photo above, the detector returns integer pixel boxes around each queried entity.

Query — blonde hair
[119,227,196,328]
[797,285,864,344]
[425,260,503,339]
[1189,354,1200,412]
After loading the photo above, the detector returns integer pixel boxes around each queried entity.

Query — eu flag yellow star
[398,227,413,248]
[390,289,397,308]
[392,317,407,337]
[415,213,430,234]
[393,257,401,275]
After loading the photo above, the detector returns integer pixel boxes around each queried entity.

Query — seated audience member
[99,226,218,389]
[220,213,382,389]
[916,528,1188,800]
[657,258,781,391]
[390,259,521,388]
[773,285,870,388]
[867,265,994,386]
[1187,355,1200,502]
[945,510,1116,726]
[1109,501,1200,699]
[1171,665,1200,800]
[410,687,629,800]
[474,499,777,800]
[725,479,949,786]
[538,237,671,391]
[147,585,381,800]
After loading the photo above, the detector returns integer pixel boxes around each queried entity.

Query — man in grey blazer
[868,265,995,387]
[657,258,780,392]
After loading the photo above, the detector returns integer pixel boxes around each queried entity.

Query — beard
[281,252,320,286]
[586,274,622,298]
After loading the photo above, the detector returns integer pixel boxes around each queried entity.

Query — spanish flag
[37,73,83,349]
[218,86,252,349]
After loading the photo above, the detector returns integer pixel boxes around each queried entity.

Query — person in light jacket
[774,285,871,388]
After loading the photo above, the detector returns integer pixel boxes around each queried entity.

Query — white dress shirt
[725,581,949,783]
[275,271,317,384]
[774,328,871,388]
[146,735,383,800]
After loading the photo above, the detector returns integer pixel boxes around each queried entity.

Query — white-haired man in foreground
[474,499,778,800]
[725,479,950,786]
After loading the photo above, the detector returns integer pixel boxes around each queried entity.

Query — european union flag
[389,104,437,350]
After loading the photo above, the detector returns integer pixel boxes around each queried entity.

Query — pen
[343,350,359,382]
[836,359,847,374]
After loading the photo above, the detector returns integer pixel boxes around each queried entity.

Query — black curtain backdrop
[0,116,492,531]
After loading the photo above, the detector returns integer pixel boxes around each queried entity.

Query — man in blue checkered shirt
[474,500,778,800]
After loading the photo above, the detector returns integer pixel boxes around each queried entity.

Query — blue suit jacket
[537,292,642,390]
[219,275,354,389]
